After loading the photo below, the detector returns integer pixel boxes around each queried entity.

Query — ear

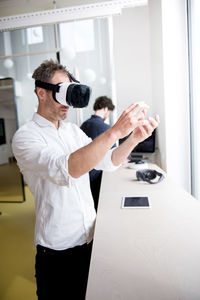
[36,87,46,101]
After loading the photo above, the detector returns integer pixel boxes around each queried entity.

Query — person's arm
[68,103,149,178]
[111,115,159,166]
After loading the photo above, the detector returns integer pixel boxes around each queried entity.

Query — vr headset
[136,169,164,184]
[35,76,91,108]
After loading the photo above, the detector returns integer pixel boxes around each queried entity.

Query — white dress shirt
[12,113,118,250]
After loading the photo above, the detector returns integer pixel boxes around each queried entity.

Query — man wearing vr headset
[12,59,159,300]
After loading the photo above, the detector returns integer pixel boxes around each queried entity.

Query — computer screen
[119,129,156,160]
[0,118,6,145]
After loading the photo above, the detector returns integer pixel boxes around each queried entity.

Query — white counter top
[86,164,200,300]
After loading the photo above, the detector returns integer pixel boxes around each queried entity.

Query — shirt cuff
[95,148,121,172]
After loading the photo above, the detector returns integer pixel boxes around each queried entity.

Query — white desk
[86,164,200,300]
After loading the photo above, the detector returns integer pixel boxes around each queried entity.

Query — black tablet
[122,196,150,208]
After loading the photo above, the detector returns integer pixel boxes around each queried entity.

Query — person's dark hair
[32,59,72,82]
[32,59,76,95]
[93,96,115,111]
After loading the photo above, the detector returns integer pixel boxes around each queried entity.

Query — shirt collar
[91,115,104,121]
[32,113,66,129]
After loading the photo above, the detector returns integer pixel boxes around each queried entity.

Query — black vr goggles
[136,169,164,184]
[35,79,91,108]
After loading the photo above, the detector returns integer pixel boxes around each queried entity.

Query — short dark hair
[32,59,71,83]
[93,96,115,111]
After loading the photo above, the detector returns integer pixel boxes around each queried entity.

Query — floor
[0,186,37,300]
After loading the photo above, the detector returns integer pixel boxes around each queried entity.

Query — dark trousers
[35,242,93,300]
[89,170,102,211]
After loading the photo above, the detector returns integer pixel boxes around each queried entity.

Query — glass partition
[0,78,25,202]
[0,25,57,203]
[0,25,57,127]
[0,20,114,127]
[59,18,114,126]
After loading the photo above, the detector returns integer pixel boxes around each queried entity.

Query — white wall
[113,6,153,116]
[162,0,190,192]
[112,1,191,192]
[149,0,191,192]
[112,4,161,165]
[148,0,166,169]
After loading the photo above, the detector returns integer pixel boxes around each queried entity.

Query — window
[187,0,200,200]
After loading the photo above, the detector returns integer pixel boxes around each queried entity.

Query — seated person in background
[80,96,116,211]
[81,96,115,139]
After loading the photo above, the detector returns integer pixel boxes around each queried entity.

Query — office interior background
[0,0,200,299]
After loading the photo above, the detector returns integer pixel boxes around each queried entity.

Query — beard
[46,93,68,121]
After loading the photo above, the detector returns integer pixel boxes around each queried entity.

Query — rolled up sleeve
[94,147,121,172]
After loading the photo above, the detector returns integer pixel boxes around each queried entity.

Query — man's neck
[37,110,60,129]
[94,110,105,120]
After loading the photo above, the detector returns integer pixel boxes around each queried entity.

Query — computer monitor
[119,129,156,162]
[0,118,6,145]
